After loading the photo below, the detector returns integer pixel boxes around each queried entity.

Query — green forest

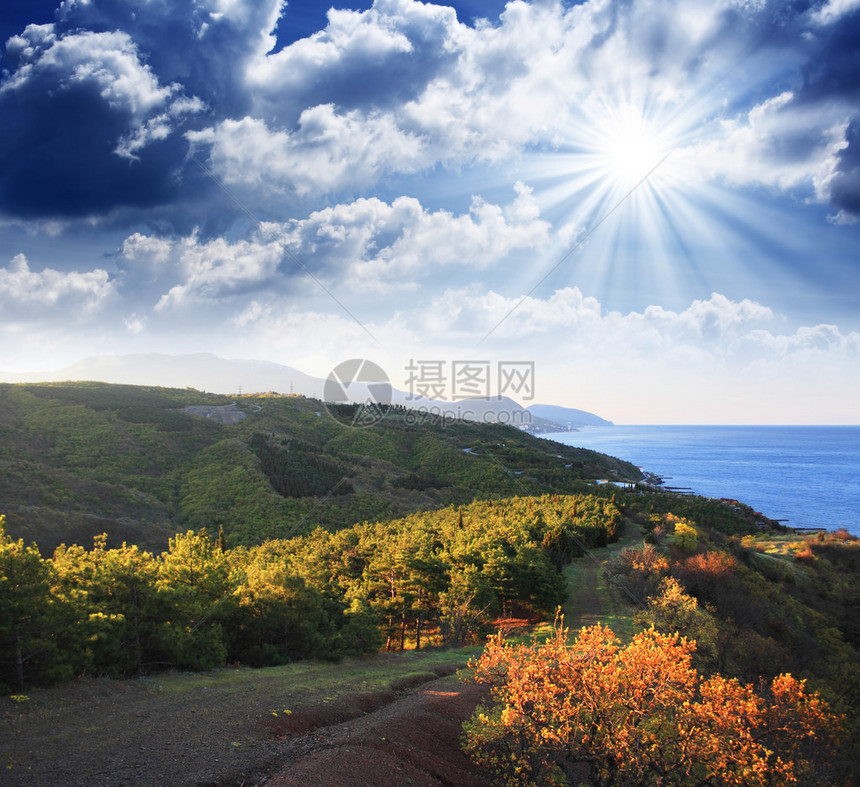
[1,382,859,783]
[0,493,625,689]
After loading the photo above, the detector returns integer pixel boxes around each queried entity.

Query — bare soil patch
[184,403,247,424]
[264,675,492,787]
[1,657,490,786]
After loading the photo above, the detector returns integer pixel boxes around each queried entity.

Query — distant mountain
[0,353,613,430]
[401,396,593,434]
[0,353,325,398]
[527,403,614,428]
[396,394,526,422]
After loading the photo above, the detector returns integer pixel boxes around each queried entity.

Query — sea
[542,426,860,537]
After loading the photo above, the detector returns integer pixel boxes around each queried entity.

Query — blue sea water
[542,426,860,536]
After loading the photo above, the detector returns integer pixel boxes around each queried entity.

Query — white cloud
[154,234,285,310]
[640,293,776,342]
[221,306,378,378]
[282,182,550,291]
[674,91,851,204]
[126,186,548,305]
[189,0,662,192]
[378,286,859,422]
[403,288,777,348]
[399,286,857,379]
[247,1,422,95]
[189,285,859,423]
[809,0,860,25]
[121,233,173,265]
[124,314,146,334]
[176,0,858,211]
[734,322,860,357]
[0,254,113,311]
[187,109,423,196]
[6,0,857,217]
[54,0,285,66]
[2,28,171,111]
[118,95,206,159]
[233,299,272,327]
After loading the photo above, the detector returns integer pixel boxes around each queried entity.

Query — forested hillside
[0,382,640,553]
[3,485,859,781]
[0,493,625,690]
[3,381,858,784]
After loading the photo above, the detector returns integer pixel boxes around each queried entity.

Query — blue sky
[1,0,859,423]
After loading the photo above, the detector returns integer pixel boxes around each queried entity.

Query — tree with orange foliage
[464,619,841,786]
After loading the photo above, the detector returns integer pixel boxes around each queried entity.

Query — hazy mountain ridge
[0,354,611,432]
[528,403,614,427]
[0,353,324,398]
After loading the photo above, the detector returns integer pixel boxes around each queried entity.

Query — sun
[603,123,665,183]
[595,104,670,188]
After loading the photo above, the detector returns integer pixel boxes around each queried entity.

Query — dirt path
[2,674,291,786]
[562,521,645,638]
[565,557,606,627]
[1,654,488,787]
[264,675,492,787]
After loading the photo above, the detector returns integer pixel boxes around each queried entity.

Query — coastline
[540,425,860,536]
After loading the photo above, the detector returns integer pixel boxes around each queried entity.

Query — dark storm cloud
[829,119,860,217]
[0,23,202,221]
[0,0,281,225]
[797,6,860,216]
[797,5,860,104]
[0,74,190,218]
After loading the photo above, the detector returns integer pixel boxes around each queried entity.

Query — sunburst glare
[511,95,736,309]
[593,103,672,188]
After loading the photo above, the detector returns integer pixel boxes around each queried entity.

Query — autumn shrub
[464,620,842,786]
[644,577,719,665]
[672,550,738,605]
[794,542,816,565]
[609,542,670,603]
[679,549,737,580]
